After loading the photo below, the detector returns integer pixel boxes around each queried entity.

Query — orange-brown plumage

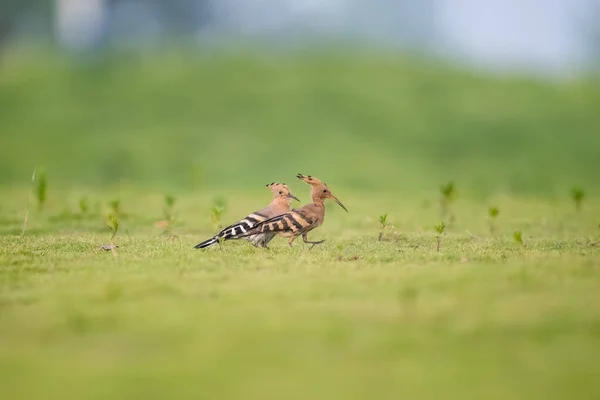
[194,182,299,249]
[240,174,348,248]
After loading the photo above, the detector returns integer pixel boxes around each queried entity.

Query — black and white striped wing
[194,211,269,249]
[244,209,318,237]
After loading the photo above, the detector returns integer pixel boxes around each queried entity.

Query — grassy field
[1,185,599,399]
[1,49,600,399]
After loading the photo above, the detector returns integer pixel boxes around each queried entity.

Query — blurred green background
[2,4,600,399]
[2,49,599,198]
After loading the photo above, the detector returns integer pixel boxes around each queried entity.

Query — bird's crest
[266,182,299,202]
[297,173,325,187]
[267,182,288,192]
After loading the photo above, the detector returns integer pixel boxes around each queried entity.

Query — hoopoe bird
[193,182,300,249]
[239,173,348,249]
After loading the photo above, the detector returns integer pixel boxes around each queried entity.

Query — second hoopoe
[194,182,300,249]
[239,174,348,249]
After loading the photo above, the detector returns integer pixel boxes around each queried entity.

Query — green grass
[1,186,600,400]
[1,49,599,195]
[1,48,600,399]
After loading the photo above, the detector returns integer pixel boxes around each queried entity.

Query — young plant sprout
[513,230,523,245]
[211,198,226,229]
[570,187,585,211]
[35,168,47,210]
[488,206,500,233]
[165,194,176,210]
[378,213,389,241]
[79,197,90,215]
[107,214,119,242]
[101,213,120,251]
[439,181,456,220]
[109,199,121,217]
[435,221,446,252]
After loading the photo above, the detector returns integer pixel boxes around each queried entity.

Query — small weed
[109,199,121,217]
[435,221,446,252]
[378,213,388,241]
[107,213,120,243]
[211,197,227,229]
[439,181,456,222]
[377,213,400,242]
[570,187,585,211]
[513,230,523,246]
[79,197,90,215]
[35,168,47,210]
[488,206,500,233]
[165,194,176,210]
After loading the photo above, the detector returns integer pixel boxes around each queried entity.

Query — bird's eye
[323,189,327,193]
[279,191,283,194]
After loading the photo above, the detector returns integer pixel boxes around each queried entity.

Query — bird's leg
[302,233,324,250]
[288,235,299,248]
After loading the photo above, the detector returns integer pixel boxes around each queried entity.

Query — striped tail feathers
[193,212,268,249]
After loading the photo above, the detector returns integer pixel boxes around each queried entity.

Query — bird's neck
[312,196,325,207]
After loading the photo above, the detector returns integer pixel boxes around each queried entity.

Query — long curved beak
[329,194,348,212]
[287,193,300,202]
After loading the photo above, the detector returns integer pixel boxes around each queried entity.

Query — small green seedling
[79,197,90,215]
[107,213,120,243]
[109,198,121,217]
[570,187,585,211]
[165,194,176,210]
[488,206,500,233]
[513,230,523,245]
[35,168,47,210]
[378,213,389,241]
[211,205,224,228]
[439,181,456,219]
[101,213,120,253]
[211,197,227,229]
[435,221,446,252]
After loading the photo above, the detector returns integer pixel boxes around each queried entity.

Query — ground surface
[1,50,600,399]
[1,188,599,400]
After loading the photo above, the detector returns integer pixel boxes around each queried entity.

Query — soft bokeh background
[1,0,599,199]
[2,3,600,400]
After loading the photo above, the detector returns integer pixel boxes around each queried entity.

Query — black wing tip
[194,237,218,249]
